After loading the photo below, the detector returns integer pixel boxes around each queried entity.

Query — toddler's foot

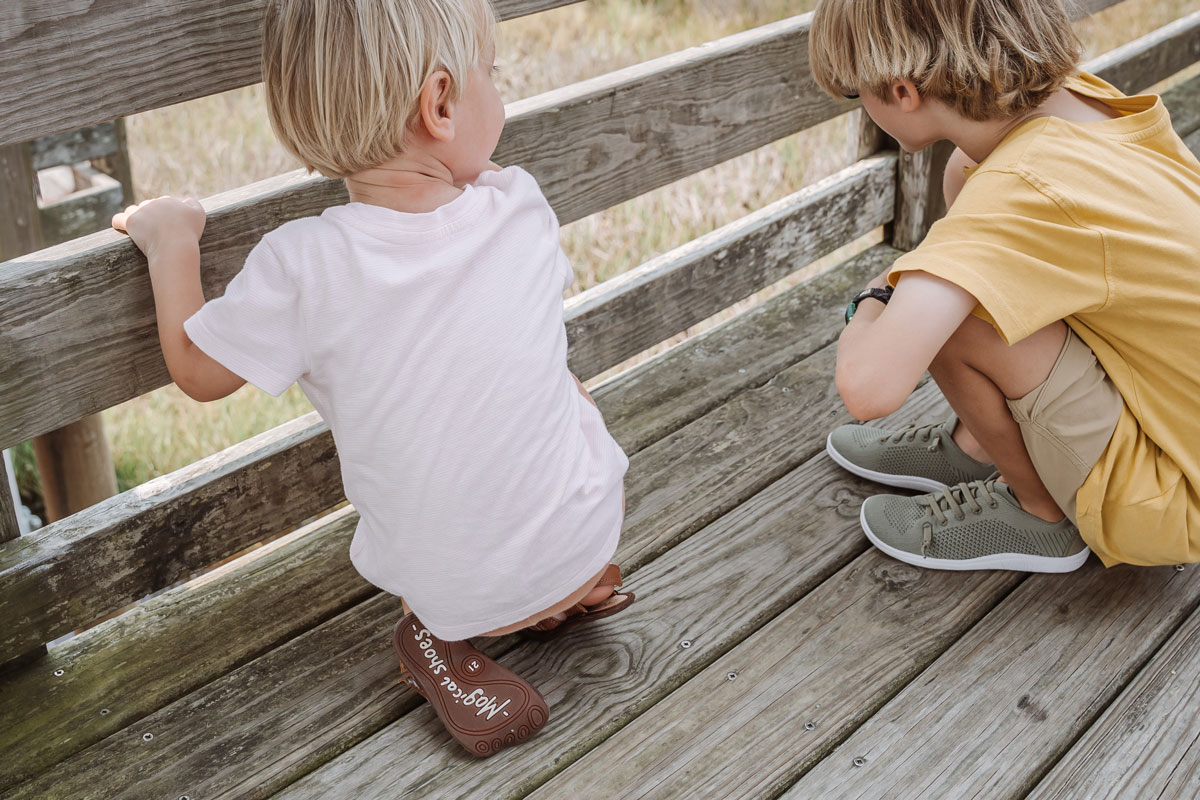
[826,414,995,492]
[860,478,1090,572]
[392,614,549,757]
[523,563,635,641]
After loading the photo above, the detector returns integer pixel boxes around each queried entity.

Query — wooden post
[853,107,889,161]
[0,141,43,259]
[0,140,119,525]
[891,139,956,251]
[0,457,18,544]
[90,117,136,202]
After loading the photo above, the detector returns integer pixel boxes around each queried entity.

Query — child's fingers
[183,197,203,211]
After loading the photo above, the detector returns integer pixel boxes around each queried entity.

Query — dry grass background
[12,0,1200,505]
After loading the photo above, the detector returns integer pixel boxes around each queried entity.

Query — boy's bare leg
[928,314,1068,522]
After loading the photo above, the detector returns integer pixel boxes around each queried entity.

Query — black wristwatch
[845,286,894,324]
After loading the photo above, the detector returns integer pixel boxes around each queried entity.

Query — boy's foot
[826,414,995,492]
[392,614,549,757]
[522,564,635,641]
[860,478,1090,572]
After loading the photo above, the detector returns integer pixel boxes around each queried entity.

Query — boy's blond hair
[262,0,496,178]
[810,0,1082,121]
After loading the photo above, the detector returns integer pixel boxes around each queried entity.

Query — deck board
[1028,577,1200,800]
[528,515,1025,799]
[783,563,1200,799]
[271,389,948,800]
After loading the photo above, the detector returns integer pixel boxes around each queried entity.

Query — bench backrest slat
[0,0,581,148]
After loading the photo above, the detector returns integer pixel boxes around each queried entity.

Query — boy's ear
[418,70,456,142]
[890,79,922,113]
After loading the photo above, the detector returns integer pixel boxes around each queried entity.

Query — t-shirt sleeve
[183,238,308,396]
[478,165,575,293]
[888,169,1109,344]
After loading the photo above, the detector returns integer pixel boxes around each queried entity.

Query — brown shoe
[522,564,635,641]
[392,614,549,757]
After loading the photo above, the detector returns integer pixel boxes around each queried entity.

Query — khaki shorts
[1006,328,1123,524]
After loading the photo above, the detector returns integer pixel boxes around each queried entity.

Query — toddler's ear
[418,71,456,142]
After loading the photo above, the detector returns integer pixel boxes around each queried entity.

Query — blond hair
[809,0,1082,121]
[262,0,496,178]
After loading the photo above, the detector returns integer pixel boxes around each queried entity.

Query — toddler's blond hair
[262,0,496,178]
[810,0,1082,121]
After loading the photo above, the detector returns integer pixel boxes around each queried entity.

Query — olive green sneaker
[826,415,995,493]
[860,479,1090,572]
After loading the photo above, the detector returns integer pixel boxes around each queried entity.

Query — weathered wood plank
[890,140,953,250]
[0,249,877,788]
[530,551,1017,800]
[0,412,345,664]
[264,389,947,800]
[596,244,901,455]
[565,155,894,379]
[1074,0,1129,19]
[1164,72,1200,140]
[0,457,17,544]
[0,142,42,261]
[1028,593,1200,800]
[0,0,583,148]
[493,14,852,226]
[1088,10,1200,94]
[0,15,856,451]
[783,562,1200,798]
[30,122,120,171]
[13,385,943,800]
[0,507,375,792]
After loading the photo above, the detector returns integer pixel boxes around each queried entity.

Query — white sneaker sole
[825,433,949,493]
[859,504,1091,573]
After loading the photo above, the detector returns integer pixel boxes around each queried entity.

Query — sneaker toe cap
[861,494,926,554]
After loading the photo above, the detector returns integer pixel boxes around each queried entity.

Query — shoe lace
[917,479,1003,556]
[883,422,943,452]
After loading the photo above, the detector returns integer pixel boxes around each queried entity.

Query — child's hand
[112,197,206,261]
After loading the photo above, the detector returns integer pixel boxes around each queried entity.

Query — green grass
[15,0,1200,510]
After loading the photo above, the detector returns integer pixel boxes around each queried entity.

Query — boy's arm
[836,269,977,420]
[112,198,246,402]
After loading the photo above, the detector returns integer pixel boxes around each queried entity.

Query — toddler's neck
[345,151,464,214]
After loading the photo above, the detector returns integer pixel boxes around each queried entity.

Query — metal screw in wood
[143,732,154,742]
[804,721,816,730]
[726,671,737,681]
[853,757,866,767]
[53,669,64,676]
[99,708,110,716]
[1176,564,1186,572]
[679,640,692,649]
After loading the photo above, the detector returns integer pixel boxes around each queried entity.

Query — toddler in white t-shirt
[112,0,633,758]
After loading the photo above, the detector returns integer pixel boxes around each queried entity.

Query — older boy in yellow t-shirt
[811,0,1200,571]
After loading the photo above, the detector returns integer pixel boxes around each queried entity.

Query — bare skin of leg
[928,314,1068,522]
[401,372,625,634]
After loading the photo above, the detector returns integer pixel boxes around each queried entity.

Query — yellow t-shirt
[889,71,1200,567]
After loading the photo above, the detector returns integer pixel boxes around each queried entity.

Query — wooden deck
[4,6,1200,798]
[7,183,1200,798]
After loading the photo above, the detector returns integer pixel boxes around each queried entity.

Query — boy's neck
[944,87,1121,164]
[345,148,464,214]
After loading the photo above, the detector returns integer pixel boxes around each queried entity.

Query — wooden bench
[3,1,1200,796]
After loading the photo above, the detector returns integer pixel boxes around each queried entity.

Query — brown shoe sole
[392,614,549,757]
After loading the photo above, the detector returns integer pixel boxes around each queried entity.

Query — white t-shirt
[184,167,628,639]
